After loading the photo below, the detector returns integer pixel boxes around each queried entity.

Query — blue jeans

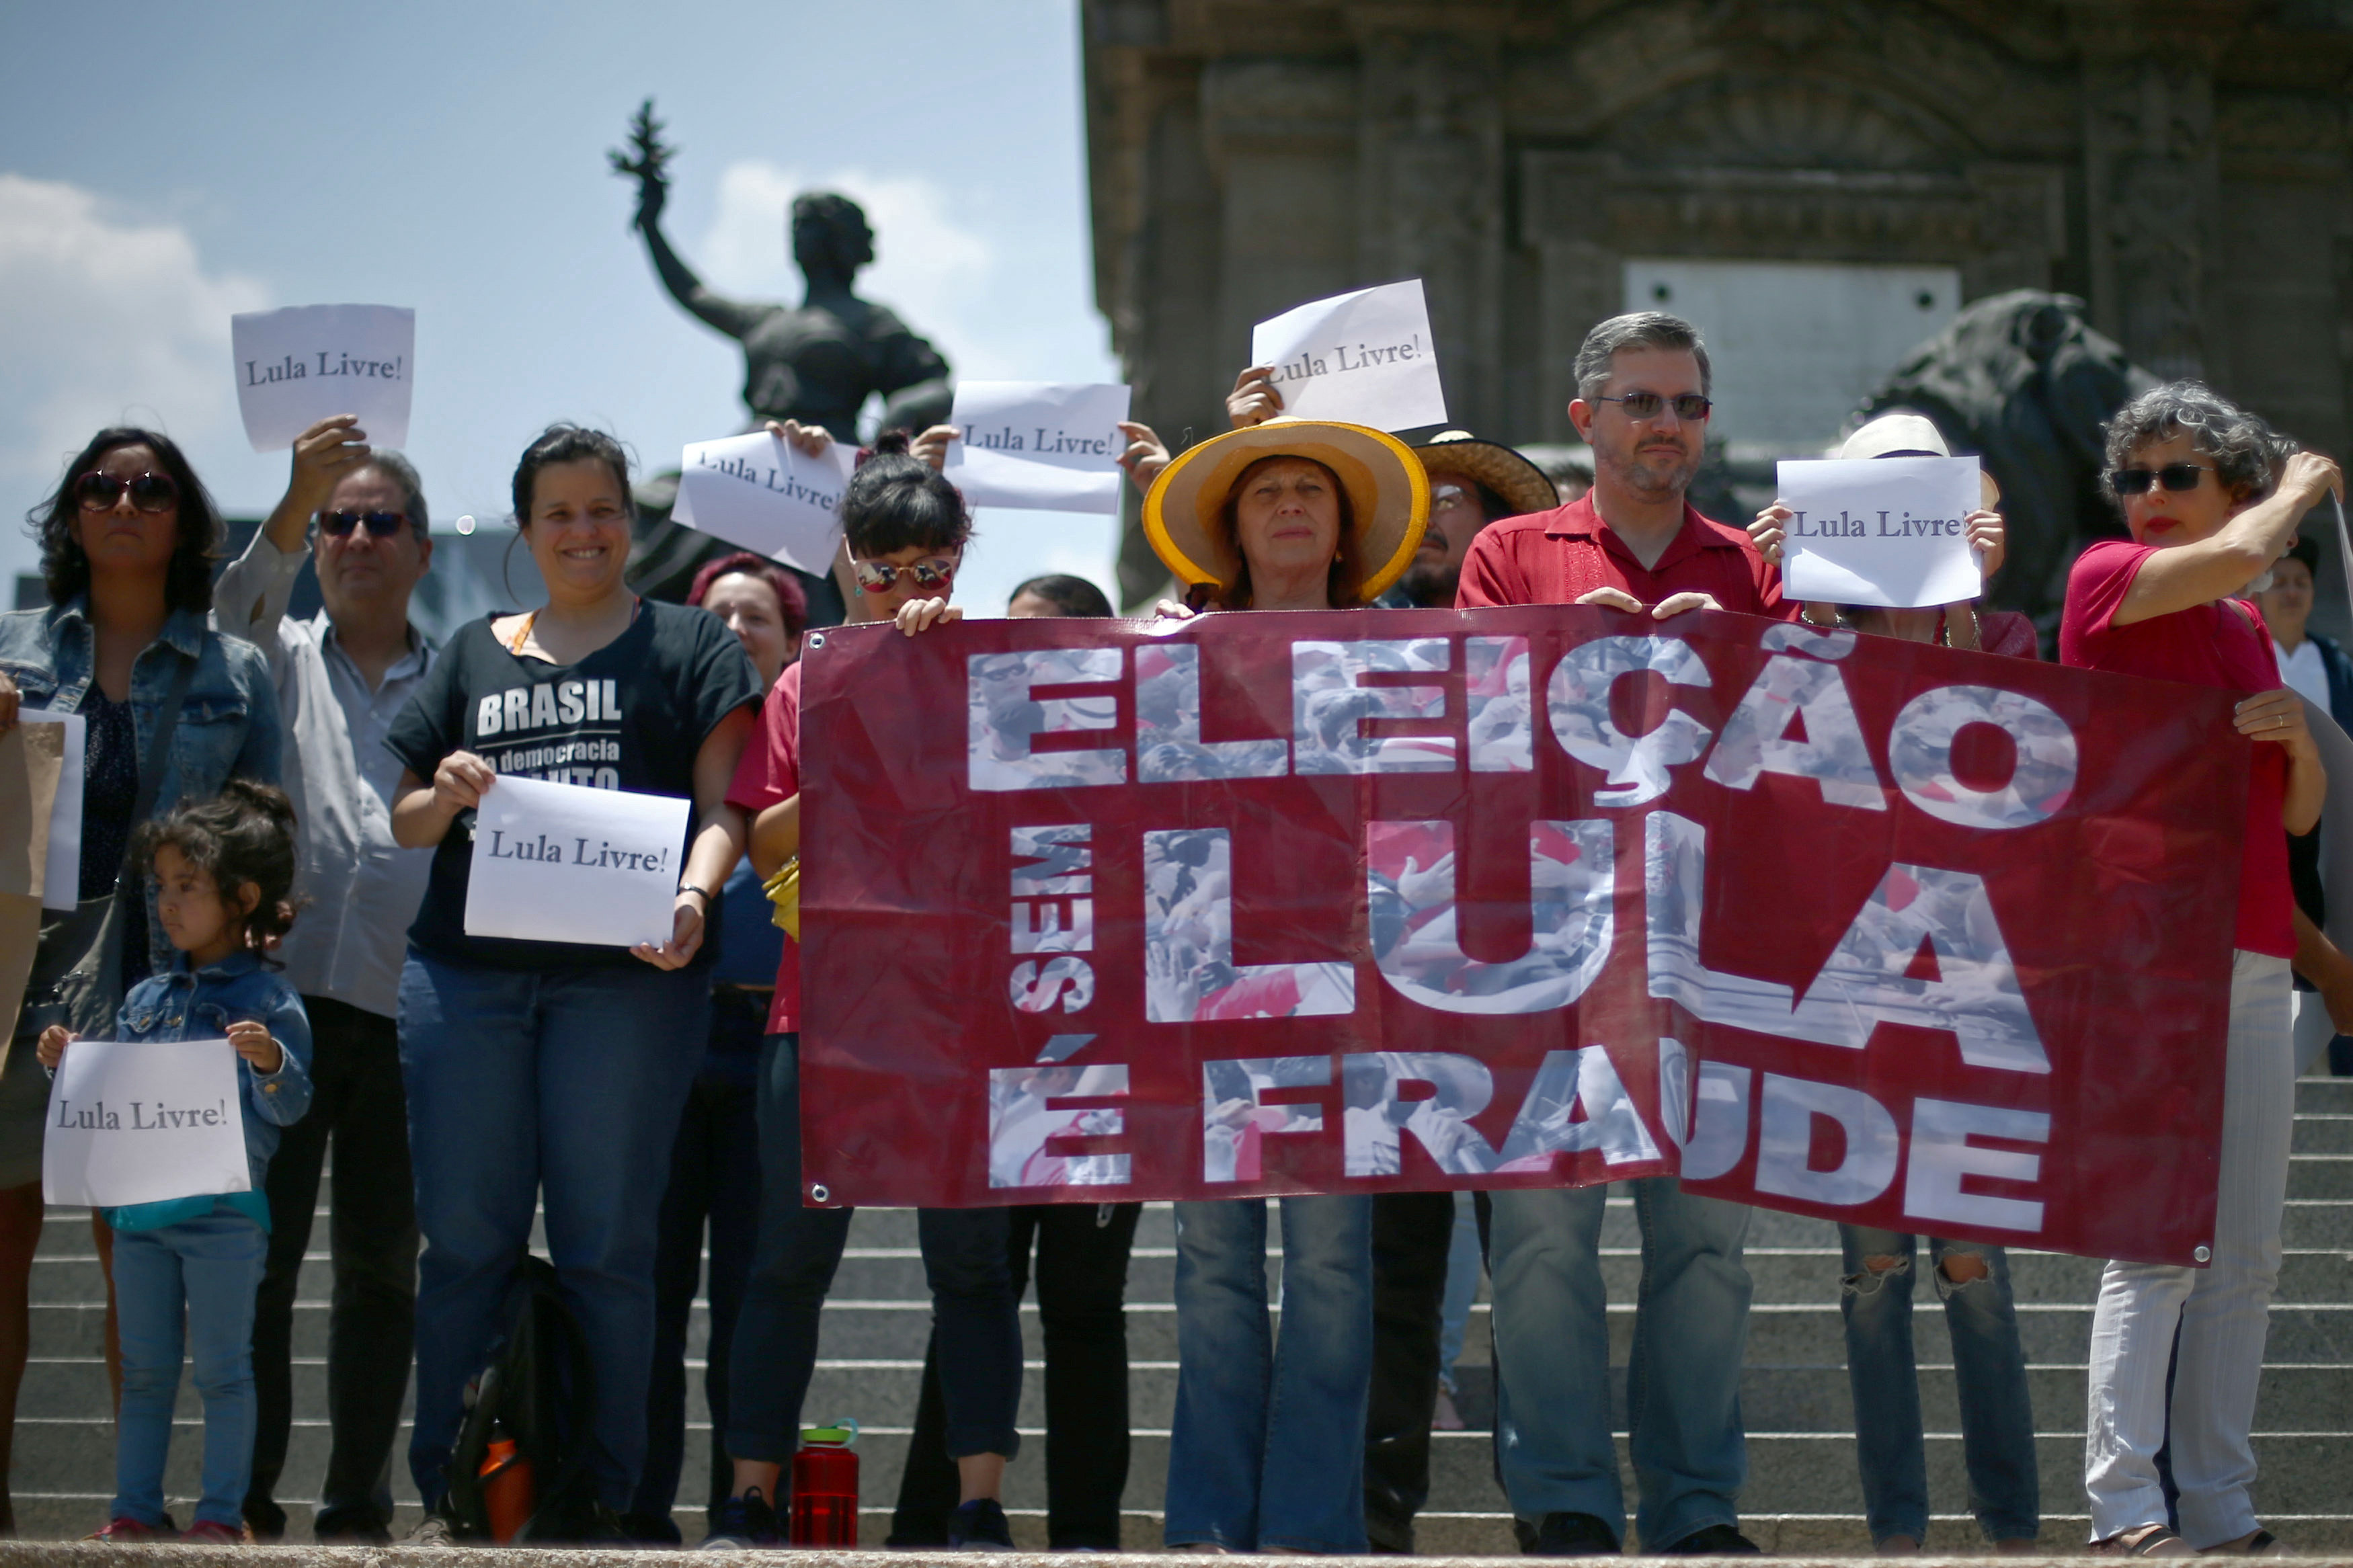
[111,1209,270,1529]
[1437,1190,1484,1390]
[397,952,707,1511]
[1486,1178,1751,1549]
[1839,1226,2039,1544]
[1166,1195,1373,1553]
[727,1033,1022,1467]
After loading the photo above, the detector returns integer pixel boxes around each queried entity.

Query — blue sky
[0,1,1121,614]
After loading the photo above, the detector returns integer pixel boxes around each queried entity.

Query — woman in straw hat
[1132,415,1427,1553]
[1747,412,2030,655]
[1750,414,2045,1555]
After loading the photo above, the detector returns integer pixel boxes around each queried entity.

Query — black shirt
[385,600,760,971]
[79,687,152,990]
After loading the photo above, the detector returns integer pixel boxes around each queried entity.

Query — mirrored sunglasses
[1597,392,1712,421]
[850,555,957,593]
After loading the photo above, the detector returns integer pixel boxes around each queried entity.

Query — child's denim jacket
[99,950,312,1233]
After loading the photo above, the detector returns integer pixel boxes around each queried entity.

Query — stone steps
[9,1077,2349,1550]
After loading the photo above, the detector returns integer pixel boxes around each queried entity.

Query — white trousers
[2083,950,2293,1546]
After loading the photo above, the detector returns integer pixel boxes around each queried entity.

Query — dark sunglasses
[1596,392,1712,422]
[74,471,180,513]
[317,509,409,537]
[2109,462,2216,495]
[850,555,957,593]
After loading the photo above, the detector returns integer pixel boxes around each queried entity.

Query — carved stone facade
[1083,0,2353,602]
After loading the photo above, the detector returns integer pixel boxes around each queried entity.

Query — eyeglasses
[317,509,409,537]
[1595,392,1712,422]
[74,471,180,513]
[850,554,958,593]
[2109,462,2216,495]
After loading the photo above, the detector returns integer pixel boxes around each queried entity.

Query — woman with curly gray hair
[2060,382,2342,1555]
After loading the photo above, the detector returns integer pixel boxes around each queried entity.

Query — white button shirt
[213,532,437,1019]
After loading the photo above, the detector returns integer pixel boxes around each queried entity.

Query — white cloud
[0,173,268,586]
[698,159,993,370]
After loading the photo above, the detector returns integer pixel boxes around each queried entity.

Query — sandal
[2094,1526,2193,1557]
[2200,1530,2288,1556]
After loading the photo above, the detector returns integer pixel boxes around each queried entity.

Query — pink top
[727,661,803,1032]
[2059,539,2293,958]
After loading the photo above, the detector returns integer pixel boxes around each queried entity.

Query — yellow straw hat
[1142,419,1429,604]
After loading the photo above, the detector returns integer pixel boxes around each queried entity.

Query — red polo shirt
[1455,493,1793,618]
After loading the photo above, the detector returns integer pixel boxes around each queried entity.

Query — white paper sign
[1249,280,1447,433]
[946,382,1133,515]
[463,775,692,948]
[19,711,83,911]
[230,304,415,452]
[44,1038,249,1208]
[1776,456,1985,610]
[672,430,859,575]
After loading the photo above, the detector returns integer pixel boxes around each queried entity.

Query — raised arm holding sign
[1248,280,1447,432]
[230,304,415,452]
[945,381,1133,514]
[672,426,856,575]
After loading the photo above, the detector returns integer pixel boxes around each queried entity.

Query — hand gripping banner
[797,607,2247,1265]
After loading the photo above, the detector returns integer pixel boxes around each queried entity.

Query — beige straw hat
[1412,431,1560,517]
[1840,413,2002,509]
[1142,419,1429,604]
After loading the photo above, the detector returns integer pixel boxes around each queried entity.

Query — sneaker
[182,1520,243,1546]
[403,1514,458,1549]
[947,1498,1016,1551]
[1516,1512,1622,1557]
[87,1515,175,1543]
[700,1487,783,1550]
[1659,1523,1761,1555]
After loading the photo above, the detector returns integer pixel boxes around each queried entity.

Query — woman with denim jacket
[0,427,282,1533]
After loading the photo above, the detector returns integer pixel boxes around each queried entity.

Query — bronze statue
[610,99,954,440]
[1855,290,2158,641]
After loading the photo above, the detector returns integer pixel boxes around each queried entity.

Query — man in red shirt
[1463,313,1764,1558]
[1457,315,1788,623]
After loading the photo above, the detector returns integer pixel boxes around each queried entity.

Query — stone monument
[608,99,956,609]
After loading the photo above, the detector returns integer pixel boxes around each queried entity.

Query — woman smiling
[385,425,760,1536]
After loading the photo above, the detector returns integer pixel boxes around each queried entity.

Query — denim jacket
[0,600,282,979]
[101,950,313,1230]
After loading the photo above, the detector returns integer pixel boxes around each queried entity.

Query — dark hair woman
[713,425,1028,1549]
[385,423,760,1535]
[628,548,807,1539]
[1008,572,1115,619]
[0,425,282,1534]
[2061,382,2343,1555]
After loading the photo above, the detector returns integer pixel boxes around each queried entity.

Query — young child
[39,780,313,1544]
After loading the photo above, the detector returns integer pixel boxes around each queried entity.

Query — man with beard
[1380,434,1562,610]
[1457,312,1784,623]
[1455,313,1784,1557]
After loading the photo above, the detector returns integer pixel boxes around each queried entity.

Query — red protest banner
[797,606,2246,1266]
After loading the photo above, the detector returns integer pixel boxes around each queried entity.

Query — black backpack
[441,1254,600,1542]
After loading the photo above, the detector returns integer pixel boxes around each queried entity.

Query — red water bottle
[789,1421,859,1546]
[477,1432,534,1544]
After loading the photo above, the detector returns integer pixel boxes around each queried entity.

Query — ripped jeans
[1838,1227,2038,1545]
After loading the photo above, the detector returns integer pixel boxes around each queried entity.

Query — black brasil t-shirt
[385,600,761,971]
